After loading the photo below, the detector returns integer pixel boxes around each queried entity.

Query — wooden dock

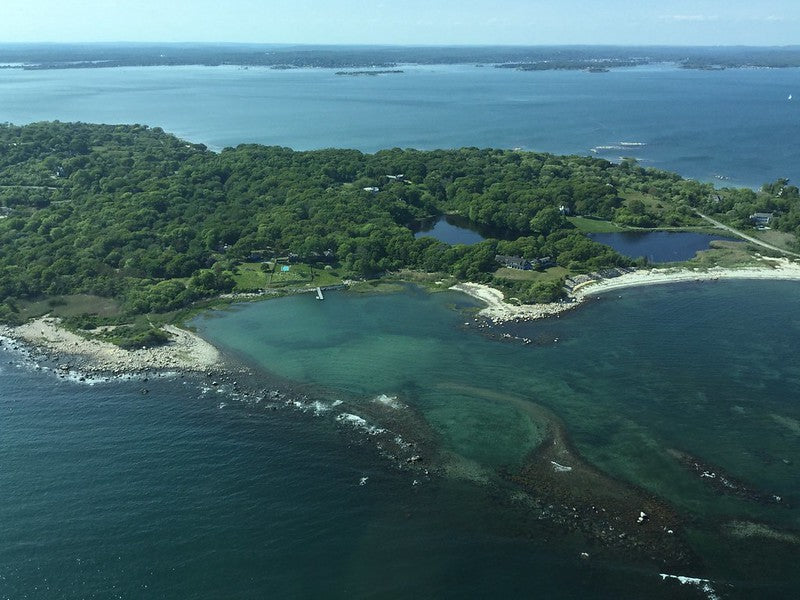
[316,287,324,300]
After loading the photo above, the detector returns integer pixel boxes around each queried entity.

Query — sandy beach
[1,317,221,373]
[453,258,800,322]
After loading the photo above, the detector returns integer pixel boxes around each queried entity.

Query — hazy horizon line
[1,42,799,49]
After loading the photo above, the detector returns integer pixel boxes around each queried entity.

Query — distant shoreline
[3,43,800,72]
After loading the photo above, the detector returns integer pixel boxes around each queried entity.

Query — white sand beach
[453,258,800,322]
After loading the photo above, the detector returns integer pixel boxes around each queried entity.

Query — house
[246,249,271,262]
[533,256,556,269]
[306,249,336,263]
[750,212,774,227]
[363,186,380,193]
[495,254,532,270]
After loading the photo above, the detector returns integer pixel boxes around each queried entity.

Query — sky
[3,0,799,46]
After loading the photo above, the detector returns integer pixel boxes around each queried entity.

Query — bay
[1,64,798,187]
[193,280,800,598]
[4,281,800,598]
[0,337,689,600]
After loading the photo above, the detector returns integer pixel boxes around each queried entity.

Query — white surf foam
[659,574,720,600]
[336,413,386,435]
[373,394,404,410]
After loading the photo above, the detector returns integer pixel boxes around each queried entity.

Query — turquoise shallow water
[193,281,800,597]
[0,341,699,600]
[1,64,799,187]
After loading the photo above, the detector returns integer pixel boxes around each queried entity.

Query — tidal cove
[3,281,799,598]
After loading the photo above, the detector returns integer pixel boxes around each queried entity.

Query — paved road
[695,211,800,258]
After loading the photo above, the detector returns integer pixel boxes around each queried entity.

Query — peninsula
[1,121,799,365]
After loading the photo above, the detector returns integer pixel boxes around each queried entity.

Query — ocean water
[0,64,798,187]
[0,339,701,600]
[3,283,800,598]
[3,63,800,598]
[191,281,800,598]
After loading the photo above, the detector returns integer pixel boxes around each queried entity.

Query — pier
[316,287,324,300]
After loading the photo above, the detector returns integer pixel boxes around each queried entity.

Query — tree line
[0,121,776,320]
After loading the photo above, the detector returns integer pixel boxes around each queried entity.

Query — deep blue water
[589,231,736,262]
[1,64,799,187]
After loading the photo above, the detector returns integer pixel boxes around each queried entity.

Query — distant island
[335,69,404,76]
[2,44,800,71]
[1,121,798,349]
[496,59,647,72]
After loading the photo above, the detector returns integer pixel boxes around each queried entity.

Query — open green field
[566,216,626,233]
[494,266,568,282]
[17,294,123,320]
[232,262,344,291]
[620,189,662,211]
[749,229,797,252]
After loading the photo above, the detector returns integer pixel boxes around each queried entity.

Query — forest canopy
[1,121,792,319]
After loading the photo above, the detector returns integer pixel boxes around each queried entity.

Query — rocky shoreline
[452,259,800,323]
[1,316,224,378]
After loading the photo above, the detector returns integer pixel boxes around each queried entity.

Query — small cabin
[750,212,774,227]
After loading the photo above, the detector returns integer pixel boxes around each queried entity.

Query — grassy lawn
[494,266,568,282]
[620,189,662,212]
[687,241,764,268]
[17,294,123,320]
[567,216,626,233]
[619,189,705,226]
[232,262,343,291]
[749,229,797,252]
